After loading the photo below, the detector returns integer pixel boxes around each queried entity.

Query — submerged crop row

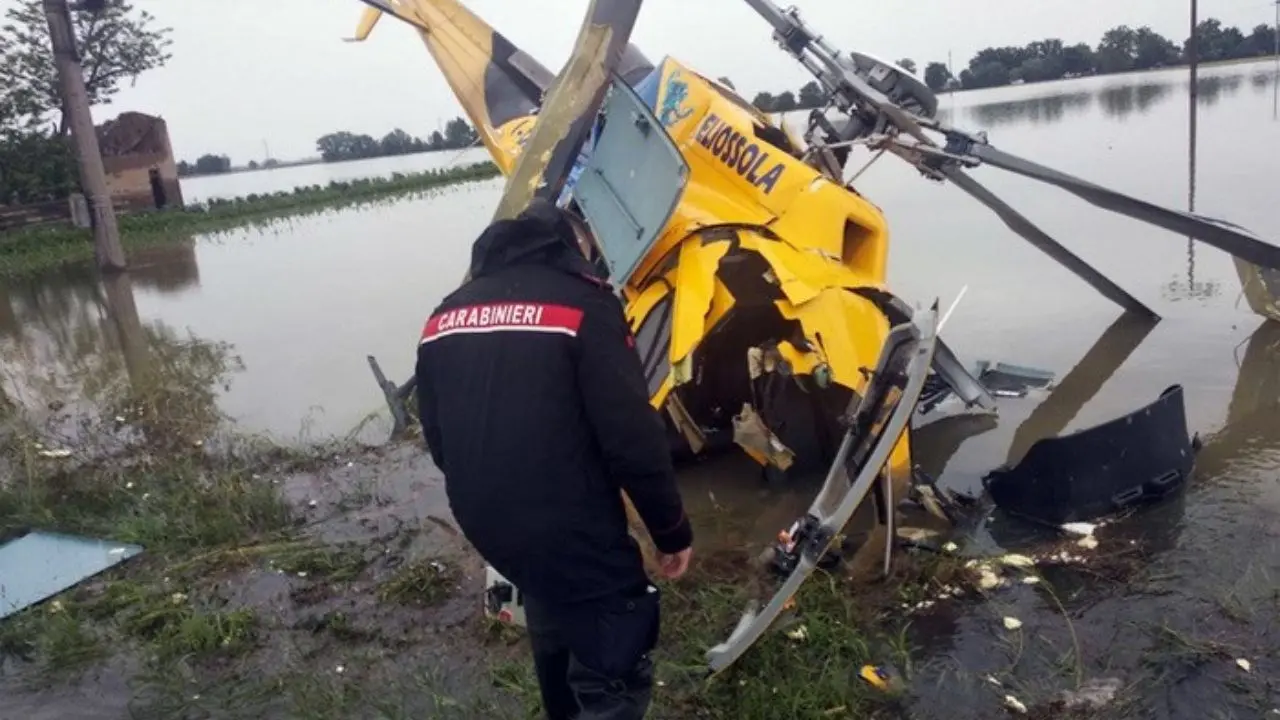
[0,161,501,279]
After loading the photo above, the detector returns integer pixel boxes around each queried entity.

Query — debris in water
[1022,575,1041,585]
[335,665,345,674]
[786,625,808,642]
[308,499,319,508]
[37,448,72,459]
[858,664,903,692]
[1077,535,1099,550]
[984,675,1003,687]
[942,541,959,553]
[1057,677,1123,711]
[998,553,1036,568]
[977,568,1001,590]
[1003,694,1028,714]
[1236,658,1252,673]
[1002,616,1023,631]
[1060,522,1097,537]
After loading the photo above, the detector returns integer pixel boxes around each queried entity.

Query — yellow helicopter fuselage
[353,1,913,487]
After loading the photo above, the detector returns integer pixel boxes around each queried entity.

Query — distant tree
[177,160,192,177]
[773,91,797,112]
[428,130,445,151]
[443,117,478,148]
[1095,25,1139,73]
[924,62,953,91]
[797,81,825,108]
[896,58,917,74]
[193,154,231,174]
[316,131,381,162]
[1061,43,1096,76]
[962,61,1011,90]
[716,76,736,90]
[0,131,74,203]
[747,91,773,111]
[1133,27,1179,69]
[263,158,280,168]
[247,160,259,170]
[0,0,173,135]
[1244,24,1276,56]
[380,128,414,155]
[1186,18,1249,62]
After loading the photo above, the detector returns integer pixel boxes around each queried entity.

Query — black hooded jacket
[415,200,693,605]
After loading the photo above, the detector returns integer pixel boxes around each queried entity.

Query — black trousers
[523,582,661,720]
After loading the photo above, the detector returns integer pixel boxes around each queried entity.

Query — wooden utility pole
[42,0,127,272]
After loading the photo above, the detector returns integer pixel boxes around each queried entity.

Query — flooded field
[2,60,1280,718]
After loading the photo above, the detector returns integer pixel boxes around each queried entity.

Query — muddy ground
[4,415,1276,720]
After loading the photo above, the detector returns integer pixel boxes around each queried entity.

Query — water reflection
[966,91,1093,128]
[0,245,240,451]
[1098,81,1173,118]
[964,67,1261,130]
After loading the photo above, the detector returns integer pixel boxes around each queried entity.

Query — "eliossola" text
[694,113,787,194]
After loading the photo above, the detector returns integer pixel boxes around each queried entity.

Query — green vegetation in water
[0,161,500,279]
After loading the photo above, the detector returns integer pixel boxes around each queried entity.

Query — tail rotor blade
[968,143,1280,270]
[941,166,1158,320]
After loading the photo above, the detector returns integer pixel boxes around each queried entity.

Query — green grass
[0,160,501,279]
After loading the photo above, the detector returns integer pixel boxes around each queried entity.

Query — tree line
[314,118,480,163]
[740,18,1276,111]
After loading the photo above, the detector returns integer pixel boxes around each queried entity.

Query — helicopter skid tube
[705,304,939,676]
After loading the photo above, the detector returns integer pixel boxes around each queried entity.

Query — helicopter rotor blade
[964,142,1280,270]
[939,165,1159,319]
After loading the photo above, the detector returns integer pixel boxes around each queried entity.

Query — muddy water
[1,60,1279,717]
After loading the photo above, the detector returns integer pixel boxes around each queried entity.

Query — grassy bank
[0,384,975,719]
[0,161,500,280]
[5,384,1272,718]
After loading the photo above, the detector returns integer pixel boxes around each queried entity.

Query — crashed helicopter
[351,0,1280,676]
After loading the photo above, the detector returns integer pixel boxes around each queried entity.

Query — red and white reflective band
[420,302,585,345]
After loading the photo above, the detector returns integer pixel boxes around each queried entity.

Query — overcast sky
[9,0,1274,162]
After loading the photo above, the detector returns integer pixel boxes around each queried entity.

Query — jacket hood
[467,198,607,283]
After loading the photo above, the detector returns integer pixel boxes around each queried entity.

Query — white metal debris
[1002,695,1028,714]
[1060,522,1097,537]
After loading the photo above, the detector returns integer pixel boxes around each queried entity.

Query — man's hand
[657,547,692,580]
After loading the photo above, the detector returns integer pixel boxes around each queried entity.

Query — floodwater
[177,146,492,204]
[2,60,1279,717]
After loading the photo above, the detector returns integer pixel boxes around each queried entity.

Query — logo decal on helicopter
[694,113,786,194]
[659,69,694,128]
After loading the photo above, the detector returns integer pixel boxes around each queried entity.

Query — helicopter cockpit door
[570,74,690,287]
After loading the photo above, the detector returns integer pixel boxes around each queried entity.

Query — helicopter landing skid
[705,303,939,677]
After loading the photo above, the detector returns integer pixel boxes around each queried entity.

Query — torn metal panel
[984,385,1197,526]
[0,530,143,621]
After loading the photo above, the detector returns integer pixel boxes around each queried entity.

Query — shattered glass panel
[0,530,143,620]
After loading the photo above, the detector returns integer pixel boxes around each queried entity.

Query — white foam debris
[984,675,1003,687]
[998,553,1036,568]
[1077,535,1099,550]
[977,568,1002,590]
[1236,658,1252,673]
[943,541,959,553]
[1002,616,1023,631]
[1060,522,1097,537]
[786,625,808,642]
[1022,575,1041,585]
[37,448,72,459]
[1003,695,1028,714]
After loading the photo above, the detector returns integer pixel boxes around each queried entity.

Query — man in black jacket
[415,199,694,720]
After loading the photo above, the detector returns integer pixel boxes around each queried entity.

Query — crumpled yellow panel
[773,289,890,395]
[739,230,881,307]
[670,238,732,364]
